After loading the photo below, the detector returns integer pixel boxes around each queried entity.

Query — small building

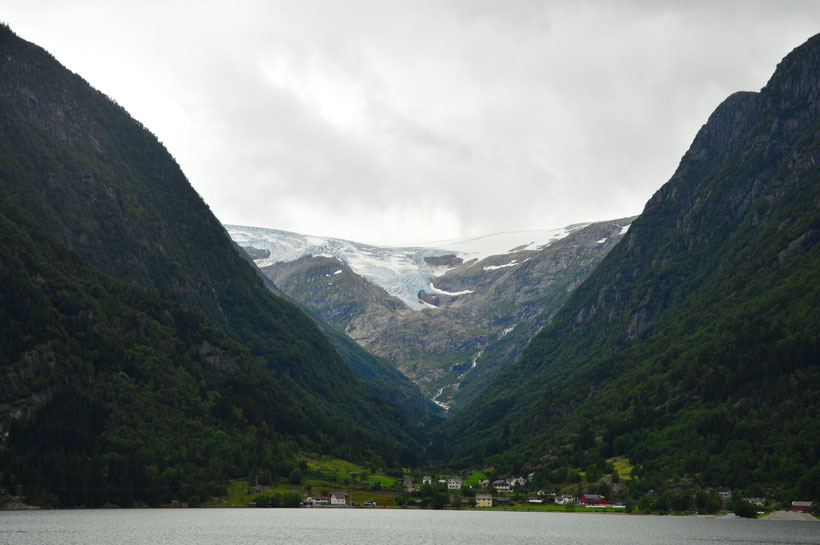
[305,496,329,507]
[476,493,493,508]
[555,494,576,505]
[329,491,349,506]
[527,498,543,504]
[715,487,732,502]
[492,479,510,493]
[580,494,608,506]
[792,501,813,512]
[447,477,463,490]
[422,475,432,485]
[494,496,511,507]
[478,479,490,487]
[403,475,415,490]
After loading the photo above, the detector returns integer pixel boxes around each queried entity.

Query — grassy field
[217,454,402,507]
[462,470,490,487]
[609,457,633,481]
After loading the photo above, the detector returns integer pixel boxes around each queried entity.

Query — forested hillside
[0,25,420,506]
[436,34,820,503]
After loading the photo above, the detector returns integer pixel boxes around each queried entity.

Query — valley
[227,218,635,410]
[0,21,817,515]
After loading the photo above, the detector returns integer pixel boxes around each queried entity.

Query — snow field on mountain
[225,224,587,309]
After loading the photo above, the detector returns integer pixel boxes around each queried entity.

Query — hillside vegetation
[0,24,419,506]
[435,33,820,505]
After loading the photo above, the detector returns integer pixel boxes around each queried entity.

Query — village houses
[492,479,510,493]
[580,494,608,506]
[329,491,349,506]
[476,493,493,508]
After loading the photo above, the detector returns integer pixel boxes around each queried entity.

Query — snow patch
[429,282,474,296]
[500,325,515,338]
[483,259,525,271]
[225,223,584,311]
[333,269,342,275]
[619,224,631,235]
[597,238,607,244]
[411,225,588,263]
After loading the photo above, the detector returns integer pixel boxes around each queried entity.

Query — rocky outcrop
[424,254,463,267]
[241,246,271,260]
[193,340,242,374]
[260,255,406,345]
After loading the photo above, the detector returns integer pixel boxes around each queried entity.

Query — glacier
[225,224,584,309]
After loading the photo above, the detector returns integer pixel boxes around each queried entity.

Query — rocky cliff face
[237,218,634,410]
[259,255,406,345]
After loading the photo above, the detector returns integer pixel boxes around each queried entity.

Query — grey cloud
[4,1,820,243]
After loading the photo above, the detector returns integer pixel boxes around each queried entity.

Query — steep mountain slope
[436,34,820,499]
[231,219,632,410]
[0,196,306,506]
[231,243,440,418]
[0,25,420,505]
[387,219,635,410]
[260,254,407,343]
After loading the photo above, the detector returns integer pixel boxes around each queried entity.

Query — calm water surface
[1,509,818,545]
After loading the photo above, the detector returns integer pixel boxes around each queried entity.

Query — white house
[422,475,432,485]
[447,477,462,490]
[492,479,510,493]
[329,491,349,506]
[555,494,577,505]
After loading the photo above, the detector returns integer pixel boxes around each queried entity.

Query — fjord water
[1,509,817,545]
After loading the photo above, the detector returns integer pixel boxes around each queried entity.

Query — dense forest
[0,24,420,507]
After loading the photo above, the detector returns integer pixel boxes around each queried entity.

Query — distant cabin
[476,494,493,507]
[447,477,462,490]
[492,479,510,492]
[422,475,432,485]
[555,494,576,505]
[403,475,415,490]
[792,501,813,512]
[715,487,732,501]
[580,494,608,505]
[305,496,329,507]
[329,491,349,506]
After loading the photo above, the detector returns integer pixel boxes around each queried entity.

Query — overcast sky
[4,1,819,245]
